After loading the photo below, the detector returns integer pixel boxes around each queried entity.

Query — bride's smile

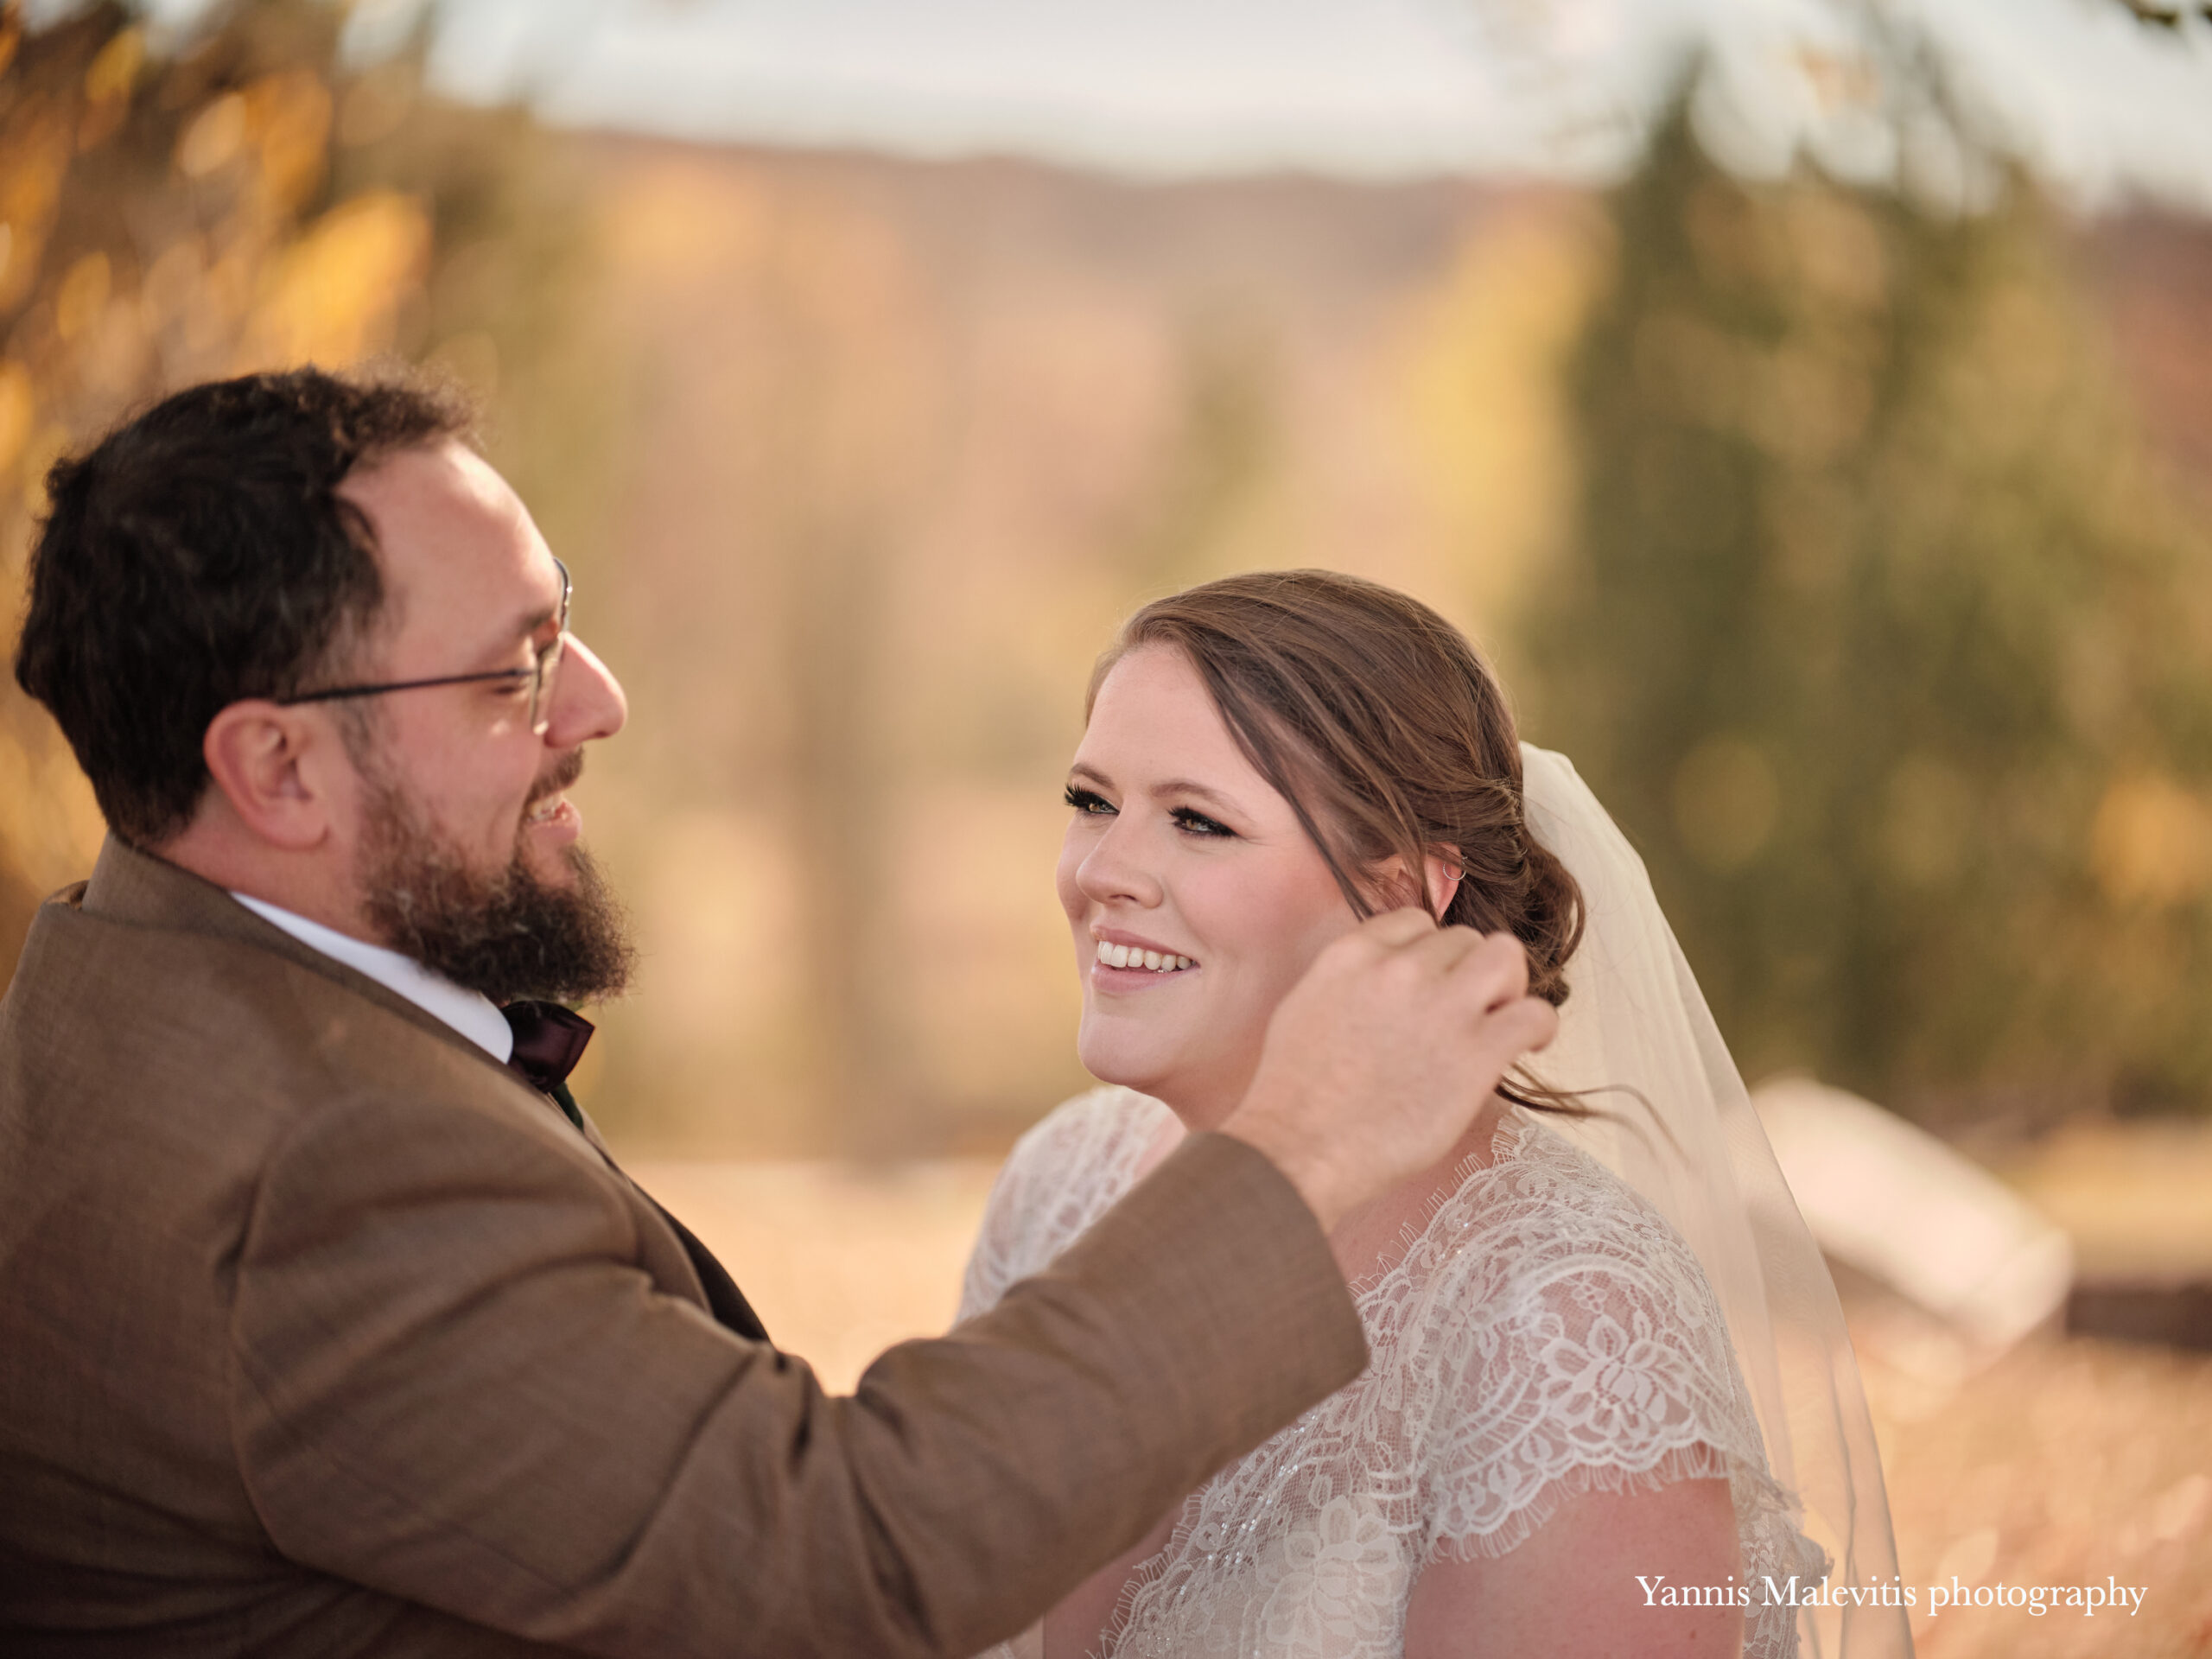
[1088,933,1198,976]
[1058,644,1372,1132]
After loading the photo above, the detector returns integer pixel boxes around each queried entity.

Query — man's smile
[522,753,586,841]
[524,793,579,840]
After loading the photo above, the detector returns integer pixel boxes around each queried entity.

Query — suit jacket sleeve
[229,1084,1366,1659]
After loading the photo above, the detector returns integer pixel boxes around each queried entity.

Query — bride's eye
[1065,785,1116,816]
[1172,807,1234,838]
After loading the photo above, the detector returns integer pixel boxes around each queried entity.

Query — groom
[0,369,1556,1657]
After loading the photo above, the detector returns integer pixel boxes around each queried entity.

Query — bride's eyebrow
[1152,778,1240,812]
[1069,764,1241,815]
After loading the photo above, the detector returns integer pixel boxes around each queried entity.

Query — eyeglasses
[279,558,570,735]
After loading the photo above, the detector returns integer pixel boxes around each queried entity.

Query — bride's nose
[1075,817,1164,909]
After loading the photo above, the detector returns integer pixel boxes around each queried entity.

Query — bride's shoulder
[990,1086,1174,1231]
[1395,1114,1759,1522]
[959,1087,1173,1319]
[1459,1110,1700,1267]
[1001,1084,1174,1187]
[1402,1111,1729,1352]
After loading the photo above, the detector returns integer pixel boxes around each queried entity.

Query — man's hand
[1217,911,1559,1233]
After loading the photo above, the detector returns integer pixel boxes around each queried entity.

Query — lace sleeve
[1421,1252,1745,1562]
[956,1147,1036,1325]
[1408,1127,1777,1565]
[955,1087,1166,1325]
[952,1104,1073,1659]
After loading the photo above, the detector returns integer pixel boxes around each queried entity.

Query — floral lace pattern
[960,1089,1824,1659]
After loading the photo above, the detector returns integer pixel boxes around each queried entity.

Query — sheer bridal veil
[1518,746,1912,1659]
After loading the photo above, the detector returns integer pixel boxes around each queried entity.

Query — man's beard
[354,751,635,1007]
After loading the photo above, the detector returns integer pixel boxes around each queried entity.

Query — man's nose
[541,633,626,747]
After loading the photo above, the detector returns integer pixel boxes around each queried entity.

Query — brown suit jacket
[0,839,1366,1657]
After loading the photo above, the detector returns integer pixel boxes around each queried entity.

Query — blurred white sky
[82,0,2212,205]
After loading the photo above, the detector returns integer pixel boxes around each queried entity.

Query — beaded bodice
[959,1088,1821,1659]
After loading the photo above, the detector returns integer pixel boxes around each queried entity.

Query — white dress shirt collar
[229,892,514,1065]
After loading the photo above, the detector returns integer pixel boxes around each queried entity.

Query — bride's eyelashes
[1170,806,1234,839]
[1064,784,1236,840]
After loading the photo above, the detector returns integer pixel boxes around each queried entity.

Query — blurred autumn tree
[0,0,596,984]
[1521,88,2212,1125]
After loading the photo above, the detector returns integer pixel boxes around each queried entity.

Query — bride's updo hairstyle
[1091,569,1586,1111]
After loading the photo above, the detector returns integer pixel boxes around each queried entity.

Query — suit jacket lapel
[559,1080,771,1343]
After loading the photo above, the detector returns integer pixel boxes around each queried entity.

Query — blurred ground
[1866,1334,2212,1657]
[1994,1122,2212,1280]
[626,1132,2212,1657]
[625,1157,1001,1392]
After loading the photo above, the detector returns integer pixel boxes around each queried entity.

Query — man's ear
[201,701,340,852]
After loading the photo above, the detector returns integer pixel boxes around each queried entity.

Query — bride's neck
[1323,1093,1510,1283]
[1160,1094,1236,1136]
[1152,1067,1247,1137]
[1151,1074,1510,1282]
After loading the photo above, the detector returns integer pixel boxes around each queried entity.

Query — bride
[958,571,1910,1659]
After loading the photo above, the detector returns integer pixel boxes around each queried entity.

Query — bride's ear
[1370,848,1463,918]
[1422,849,1463,918]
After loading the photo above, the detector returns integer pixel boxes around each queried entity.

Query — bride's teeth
[1092,940,1197,971]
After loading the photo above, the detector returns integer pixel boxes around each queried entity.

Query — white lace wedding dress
[959,1086,1826,1659]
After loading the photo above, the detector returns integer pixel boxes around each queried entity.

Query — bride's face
[1058,645,1362,1128]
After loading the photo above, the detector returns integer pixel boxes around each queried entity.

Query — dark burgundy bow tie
[501,1001,594,1092]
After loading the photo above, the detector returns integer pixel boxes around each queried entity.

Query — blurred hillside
[561,137,1600,1154]
[554,132,2212,1154]
[8,3,2212,1156]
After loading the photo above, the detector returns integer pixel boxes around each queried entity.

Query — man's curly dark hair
[14,366,473,846]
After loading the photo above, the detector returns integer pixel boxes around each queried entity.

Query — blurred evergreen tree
[1522,92,2212,1124]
